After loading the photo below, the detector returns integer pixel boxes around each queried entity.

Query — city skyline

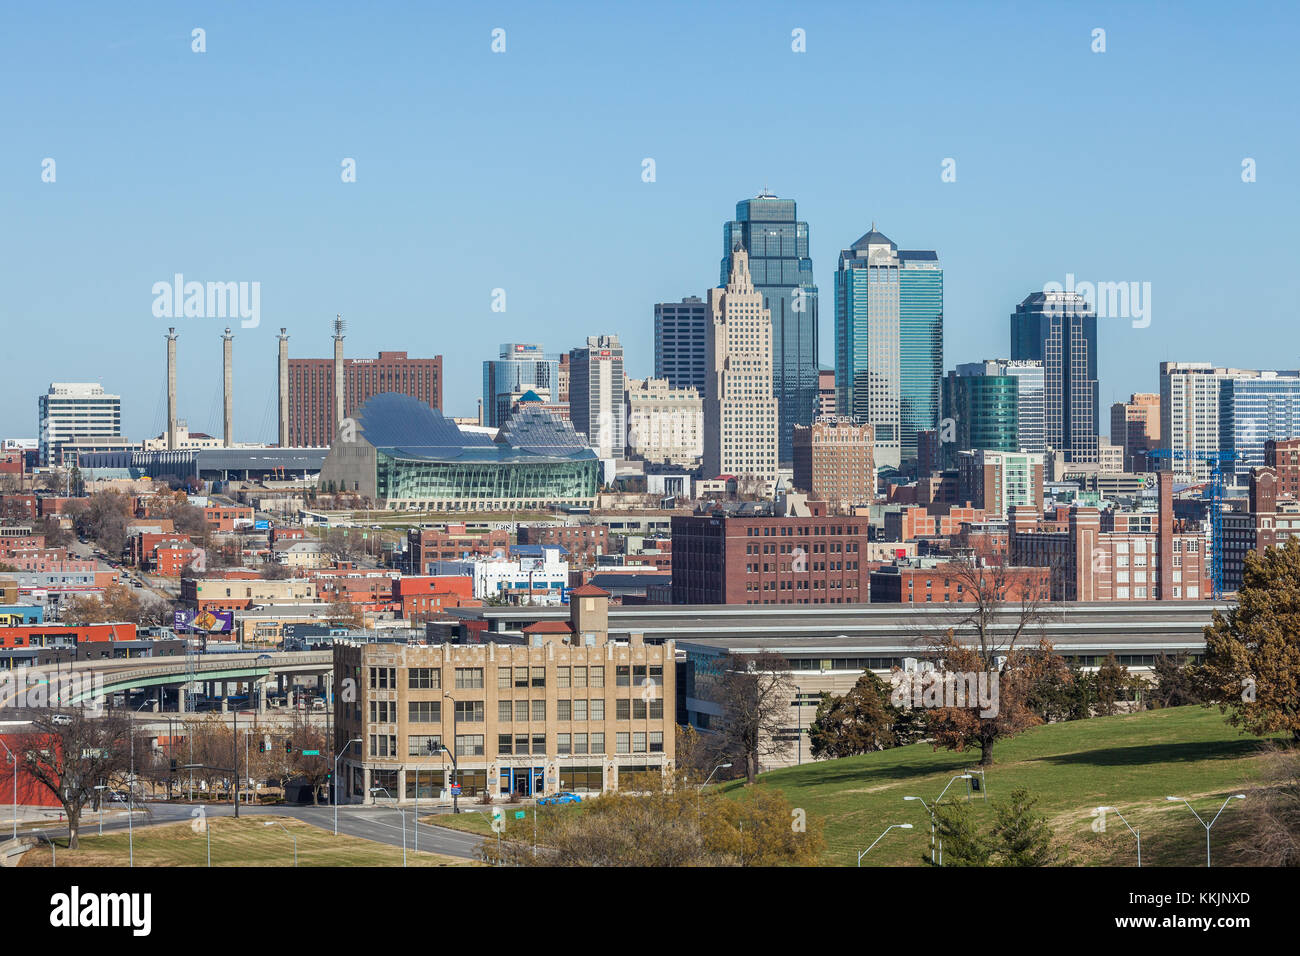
[5,3,1296,442]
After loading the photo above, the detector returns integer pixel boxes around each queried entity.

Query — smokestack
[332,314,346,438]
[222,327,234,447]
[277,328,290,447]
[166,327,179,450]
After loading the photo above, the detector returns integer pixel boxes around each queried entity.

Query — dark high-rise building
[1011,292,1098,463]
[654,297,708,393]
[721,191,819,464]
[286,350,442,448]
[941,364,1020,468]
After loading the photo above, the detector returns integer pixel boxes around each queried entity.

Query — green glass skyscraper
[834,226,942,472]
[720,191,818,465]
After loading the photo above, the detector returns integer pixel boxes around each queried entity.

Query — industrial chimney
[332,314,346,438]
[277,328,290,447]
[165,327,179,450]
[222,327,234,447]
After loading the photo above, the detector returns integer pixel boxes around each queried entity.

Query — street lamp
[370,787,407,867]
[0,739,16,842]
[263,820,298,867]
[128,697,157,868]
[1166,794,1245,867]
[1097,806,1142,867]
[857,823,912,866]
[697,762,733,817]
[443,693,460,814]
[903,796,935,864]
[333,738,362,836]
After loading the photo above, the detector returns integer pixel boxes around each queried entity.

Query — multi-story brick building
[1265,438,1300,500]
[334,585,674,803]
[407,525,510,574]
[883,505,986,542]
[956,450,1044,519]
[393,575,479,623]
[181,577,318,612]
[1009,472,1210,600]
[203,504,255,532]
[670,496,875,605]
[791,419,876,514]
[287,350,443,447]
[1222,465,1300,592]
[516,524,610,567]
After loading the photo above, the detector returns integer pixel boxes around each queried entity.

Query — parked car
[537,791,583,806]
[50,713,73,726]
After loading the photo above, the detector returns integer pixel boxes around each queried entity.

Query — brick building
[407,525,510,574]
[393,575,479,622]
[333,585,674,803]
[203,504,255,531]
[287,351,443,447]
[1221,465,1300,592]
[868,560,1049,603]
[517,524,610,567]
[791,419,876,514]
[670,496,875,605]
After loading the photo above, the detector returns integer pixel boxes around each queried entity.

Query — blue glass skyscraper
[833,226,942,472]
[720,191,818,464]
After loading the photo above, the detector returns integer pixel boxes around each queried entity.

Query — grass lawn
[424,803,583,841]
[18,816,476,867]
[720,705,1287,867]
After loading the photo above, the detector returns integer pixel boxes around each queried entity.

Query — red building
[408,525,510,574]
[670,500,875,605]
[0,733,62,807]
[287,351,443,447]
[869,561,1049,603]
[516,525,610,567]
[203,505,255,531]
[0,622,138,649]
[393,575,479,622]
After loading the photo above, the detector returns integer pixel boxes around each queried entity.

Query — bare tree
[707,650,795,784]
[15,711,130,848]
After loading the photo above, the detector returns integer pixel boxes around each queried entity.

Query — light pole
[263,820,297,867]
[933,774,973,866]
[128,698,157,868]
[1166,794,1244,867]
[1097,805,1142,867]
[697,761,732,817]
[0,739,16,842]
[903,795,935,864]
[333,737,362,836]
[94,783,107,836]
[857,823,912,866]
[443,693,460,814]
[370,787,407,867]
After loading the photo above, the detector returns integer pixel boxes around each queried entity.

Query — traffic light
[169,759,178,772]
[258,740,266,753]
[284,741,293,754]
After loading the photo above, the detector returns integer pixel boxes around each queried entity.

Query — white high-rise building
[569,335,625,460]
[38,383,123,466]
[1160,362,1256,483]
[703,248,779,484]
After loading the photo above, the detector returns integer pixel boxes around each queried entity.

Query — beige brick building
[334,585,675,803]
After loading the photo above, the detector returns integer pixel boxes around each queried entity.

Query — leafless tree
[706,650,795,784]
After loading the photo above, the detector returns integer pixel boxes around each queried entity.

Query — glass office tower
[720,192,818,464]
[1011,292,1098,463]
[1219,372,1300,483]
[482,344,561,429]
[942,364,1020,468]
[833,227,942,471]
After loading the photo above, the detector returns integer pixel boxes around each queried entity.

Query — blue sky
[3,1,1297,442]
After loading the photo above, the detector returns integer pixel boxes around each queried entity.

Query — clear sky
[3,1,1297,443]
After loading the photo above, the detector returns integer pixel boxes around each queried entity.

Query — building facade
[286,351,443,448]
[482,344,561,430]
[653,297,709,393]
[957,450,1044,518]
[38,383,123,466]
[334,586,675,803]
[943,364,1020,467]
[1011,292,1098,463]
[791,419,876,514]
[720,192,819,464]
[834,227,943,471]
[703,249,780,484]
[568,335,626,460]
[1109,392,1161,471]
[1219,372,1300,483]
[624,377,703,465]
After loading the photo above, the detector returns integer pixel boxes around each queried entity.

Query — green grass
[722,706,1286,867]
[424,802,582,840]
[19,816,476,867]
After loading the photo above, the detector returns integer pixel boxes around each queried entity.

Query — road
[11,800,485,860]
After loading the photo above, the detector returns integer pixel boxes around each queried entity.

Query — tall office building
[703,249,779,483]
[654,297,709,393]
[482,344,561,429]
[38,383,123,466]
[1160,362,1245,483]
[834,226,943,471]
[1219,372,1300,483]
[568,335,626,460]
[1109,393,1161,471]
[942,364,1020,468]
[1011,291,1098,463]
[286,350,443,447]
[720,192,818,464]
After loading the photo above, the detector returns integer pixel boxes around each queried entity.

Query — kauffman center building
[318,392,599,511]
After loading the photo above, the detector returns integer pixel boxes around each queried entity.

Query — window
[531,667,546,688]
[616,699,630,720]
[616,732,630,754]
[514,667,529,688]
[532,699,546,722]
[369,734,396,758]
[633,732,647,753]
[497,700,512,722]
[497,734,513,755]
[590,667,604,688]
[408,667,441,689]
[590,698,604,721]
[557,700,572,720]
[573,699,588,721]
[497,667,512,689]
[408,735,441,757]
[408,700,440,723]
[633,699,647,720]
[573,666,587,689]
[557,666,571,688]
[515,700,529,722]
[650,700,663,720]
[455,735,484,757]
[455,668,483,689]
[557,733,571,755]
[370,700,395,723]
[616,665,631,687]
[649,731,663,753]
[515,734,530,755]
[590,732,604,754]
[573,733,588,755]
[532,733,546,754]
[454,700,484,722]
[368,667,395,690]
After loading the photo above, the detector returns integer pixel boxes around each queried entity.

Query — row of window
[371,697,666,724]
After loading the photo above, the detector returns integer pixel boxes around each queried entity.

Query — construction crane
[1145,448,1242,599]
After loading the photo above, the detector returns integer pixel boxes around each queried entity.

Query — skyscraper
[703,248,779,484]
[286,349,443,447]
[653,297,708,394]
[38,382,123,466]
[834,226,943,471]
[720,191,818,464]
[1160,362,1241,483]
[482,344,560,429]
[1011,291,1098,463]
[942,364,1020,468]
[1219,372,1300,483]
[568,335,626,460]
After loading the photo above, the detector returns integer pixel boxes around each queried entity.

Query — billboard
[173,608,234,633]
[253,519,271,530]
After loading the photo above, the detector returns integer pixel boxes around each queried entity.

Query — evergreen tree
[990,788,1059,866]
